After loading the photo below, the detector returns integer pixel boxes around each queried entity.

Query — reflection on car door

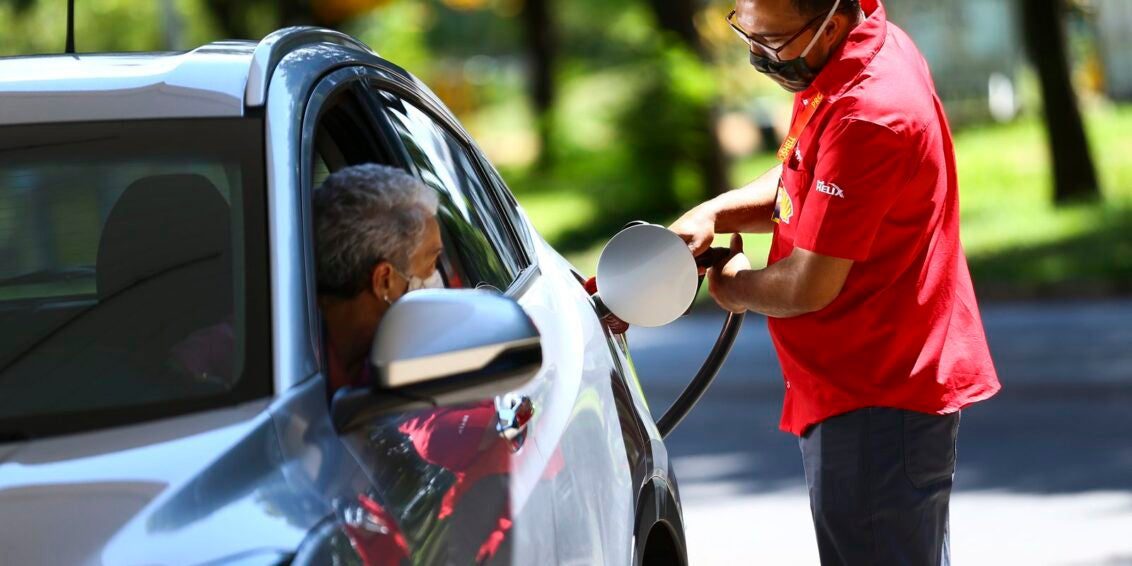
[374,88,640,564]
[367,87,562,564]
[298,72,514,564]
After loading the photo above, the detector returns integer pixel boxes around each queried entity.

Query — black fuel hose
[609,221,746,438]
[656,310,745,438]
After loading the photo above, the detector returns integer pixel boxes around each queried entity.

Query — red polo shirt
[767,0,1000,435]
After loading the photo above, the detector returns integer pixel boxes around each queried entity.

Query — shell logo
[773,185,794,225]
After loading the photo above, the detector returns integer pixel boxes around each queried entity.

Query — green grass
[517,105,1132,299]
[955,105,1132,297]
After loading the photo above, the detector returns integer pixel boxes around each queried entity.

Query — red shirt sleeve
[794,118,911,262]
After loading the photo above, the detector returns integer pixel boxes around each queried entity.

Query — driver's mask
[407,269,444,292]
[394,265,444,293]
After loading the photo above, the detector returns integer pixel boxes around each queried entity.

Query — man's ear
[824,12,846,42]
[370,261,398,302]
[825,8,857,44]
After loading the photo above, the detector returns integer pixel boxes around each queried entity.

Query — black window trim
[299,66,416,379]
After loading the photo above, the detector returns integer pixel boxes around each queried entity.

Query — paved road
[628,300,1132,565]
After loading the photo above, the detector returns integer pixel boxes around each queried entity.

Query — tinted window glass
[379,94,518,291]
[474,153,535,263]
[0,119,270,438]
[311,84,400,189]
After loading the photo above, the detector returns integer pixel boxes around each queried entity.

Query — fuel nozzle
[582,275,630,334]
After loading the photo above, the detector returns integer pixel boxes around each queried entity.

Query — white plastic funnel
[596,223,699,328]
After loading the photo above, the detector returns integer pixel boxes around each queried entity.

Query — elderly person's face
[372,213,443,305]
[314,164,443,380]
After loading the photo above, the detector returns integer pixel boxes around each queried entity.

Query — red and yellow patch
[773,181,794,225]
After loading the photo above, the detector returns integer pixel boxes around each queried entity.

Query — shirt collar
[804,0,887,100]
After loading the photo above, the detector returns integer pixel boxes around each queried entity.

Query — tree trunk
[202,0,320,41]
[643,0,729,196]
[204,0,251,40]
[521,0,557,170]
[279,0,318,28]
[1020,0,1101,204]
[644,0,704,56]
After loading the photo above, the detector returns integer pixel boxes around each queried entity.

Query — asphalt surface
[628,300,1132,565]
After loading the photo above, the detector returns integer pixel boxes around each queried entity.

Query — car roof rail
[244,26,376,108]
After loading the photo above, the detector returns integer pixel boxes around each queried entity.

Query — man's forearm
[698,164,783,234]
[728,249,853,319]
[733,264,814,318]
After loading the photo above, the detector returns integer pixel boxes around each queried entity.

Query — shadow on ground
[632,302,1132,498]
[968,206,1132,300]
[649,390,1132,497]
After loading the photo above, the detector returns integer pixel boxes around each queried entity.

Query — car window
[310,84,401,188]
[473,152,536,263]
[376,92,522,291]
[0,118,270,438]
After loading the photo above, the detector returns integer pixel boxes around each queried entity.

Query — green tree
[642,0,728,197]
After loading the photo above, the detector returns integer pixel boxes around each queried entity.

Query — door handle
[495,394,534,451]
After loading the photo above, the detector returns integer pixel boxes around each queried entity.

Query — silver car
[0,28,686,566]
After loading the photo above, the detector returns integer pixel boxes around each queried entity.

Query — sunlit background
[3,1,1131,563]
[3,0,1128,296]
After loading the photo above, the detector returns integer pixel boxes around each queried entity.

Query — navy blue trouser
[799,407,960,566]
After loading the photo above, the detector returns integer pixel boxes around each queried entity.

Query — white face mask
[391,265,443,292]
[407,269,444,292]
[385,265,443,305]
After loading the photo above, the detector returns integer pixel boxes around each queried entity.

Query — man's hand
[707,234,752,313]
[669,208,716,257]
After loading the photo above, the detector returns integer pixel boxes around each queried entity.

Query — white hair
[313,164,439,298]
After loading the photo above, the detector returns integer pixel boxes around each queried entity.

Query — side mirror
[332,289,543,432]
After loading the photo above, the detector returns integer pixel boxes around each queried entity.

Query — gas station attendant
[669,0,1001,563]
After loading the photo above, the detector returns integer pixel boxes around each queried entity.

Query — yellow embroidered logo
[773,183,794,225]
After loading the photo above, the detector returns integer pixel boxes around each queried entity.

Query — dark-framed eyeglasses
[726,8,829,62]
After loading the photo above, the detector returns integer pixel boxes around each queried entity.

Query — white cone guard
[596,223,699,328]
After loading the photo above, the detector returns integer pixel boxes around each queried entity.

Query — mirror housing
[332,289,543,432]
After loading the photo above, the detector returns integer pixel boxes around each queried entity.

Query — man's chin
[753,71,811,93]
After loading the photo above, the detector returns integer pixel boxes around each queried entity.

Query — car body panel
[520,238,638,563]
[0,399,310,565]
[0,44,255,126]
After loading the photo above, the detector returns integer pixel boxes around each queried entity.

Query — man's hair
[791,0,860,18]
[313,163,439,298]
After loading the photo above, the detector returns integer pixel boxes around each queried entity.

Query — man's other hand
[707,234,751,313]
[669,208,716,257]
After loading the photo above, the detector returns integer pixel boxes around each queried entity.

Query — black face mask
[749,50,820,93]
[744,0,841,93]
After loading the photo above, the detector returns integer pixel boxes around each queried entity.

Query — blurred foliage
[533,104,1132,299]
[613,44,717,218]
[1,0,163,52]
[0,0,1127,295]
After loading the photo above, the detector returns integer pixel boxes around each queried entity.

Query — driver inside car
[313,163,444,392]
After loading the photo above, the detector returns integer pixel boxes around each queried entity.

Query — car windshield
[0,118,271,439]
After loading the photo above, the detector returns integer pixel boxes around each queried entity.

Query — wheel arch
[633,475,687,566]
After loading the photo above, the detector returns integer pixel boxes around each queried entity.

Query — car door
[370,83,640,564]
[363,85,561,565]
[471,148,659,565]
[291,65,558,563]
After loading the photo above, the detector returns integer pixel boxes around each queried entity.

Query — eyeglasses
[726,6,835,62]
